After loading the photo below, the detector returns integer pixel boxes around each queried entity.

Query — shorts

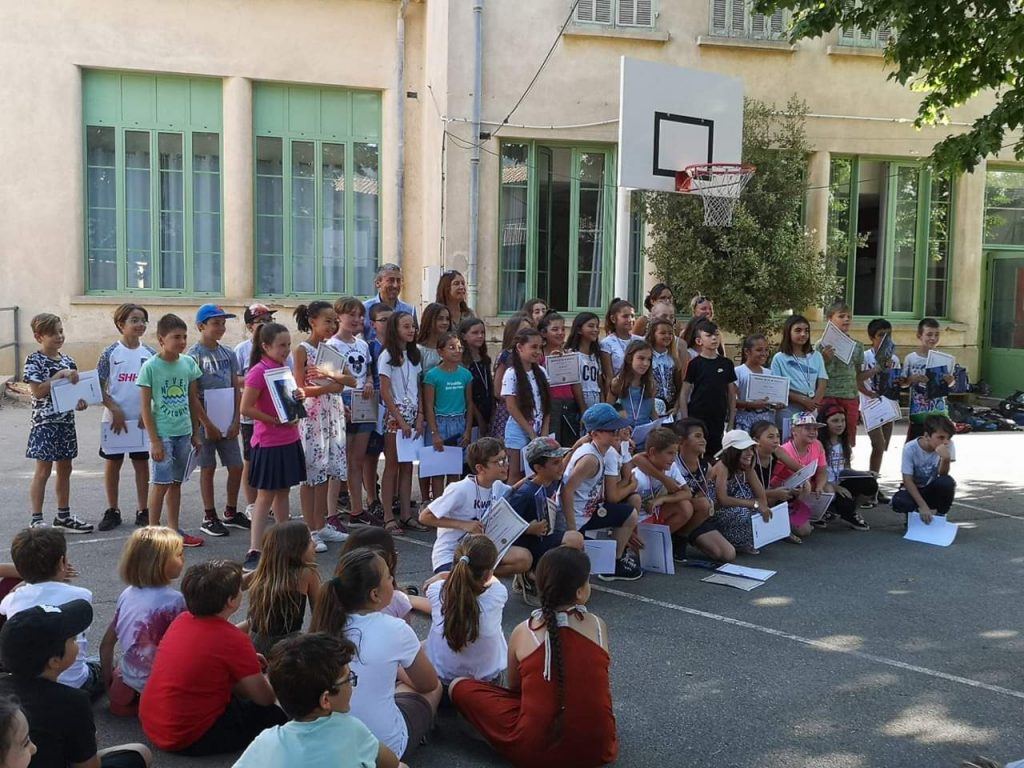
[151,435,193,485]
[504,417,536,450]
[435,414,467,444]
[26,421,77,462]
[108,667,140,717]
[433,562,453,575]
[99,447,149,461]
[198,436,243,469]
[579,501,635,533]
[396,691,435,760]
[386,401,419,434]
[240,423,254,461]
[343,392,377,435]
[367,430,385,454]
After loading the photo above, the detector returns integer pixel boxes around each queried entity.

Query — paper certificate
[751,501,792,548]
[637,522,674,575]
[313,343,347,385]
[418,445,463,477]
[875,333,896,370]
[583,539,617,574]
[782,460,818,490]
[804,492,835,522]
[100,422,150,454]
[181,447,201,483]
[203,388,236,435]
[925,349,956,372]
[50,370,103,413]
[631,417,668,449]
[482,498,530,566]
[904,511,958,546]
[717,563,776,581]
[349,392,379,423]
[820,322,856,365]
[746,373,790,407]
[396,431,420,463]
[545,352,581,386]
[264,367,307,423]
[859,395,900,432]
[533,485,559,531]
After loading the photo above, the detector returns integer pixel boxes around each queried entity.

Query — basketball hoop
[675,163,756,226]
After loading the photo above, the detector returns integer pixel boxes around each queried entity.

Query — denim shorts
[343,391,377,435]
[435,414,467,444]
[504,418,533,450]
[151,435,194,485]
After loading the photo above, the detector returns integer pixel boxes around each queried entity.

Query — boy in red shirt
[139,559,285,755]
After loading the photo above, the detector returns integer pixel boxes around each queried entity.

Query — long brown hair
[436,270,471,319]
[611,339,655,398]
[247,521,318,636]
[510,328,550,422]
[441,534,498,651]
[309,548,385,638]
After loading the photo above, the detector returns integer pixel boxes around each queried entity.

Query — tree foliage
[752,0,1024,174]
[641,97,838,335]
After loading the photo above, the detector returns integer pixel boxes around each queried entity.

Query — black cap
[0,600,92,676]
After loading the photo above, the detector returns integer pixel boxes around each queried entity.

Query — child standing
[709,430,772,555]
[188,304,248,538]
[735,334,780,434]
[23,313,92,533]
[97,303,155,531]
[138,314,204,547]
[599,298,642,383]
[862,318,900,496]
[292,302,351,552]
[459,317,493,436]
[98,527,186,716]
[425,534,508,685]
[816,301,868,447]
[892,414,957,523]
[902,318,956,440]
[490,313,532,441]
[239,322,308,574]
[416,303,451,376]
[539,311,581,445]
[770,412,829,542]
[818,405,875,530]
[360,304,394,525]
[521,298,549,327]
[610,340,656,431]
[646,317,683,415]
[679,320,737,459]
[771,314,829,441]
[502,328,551,484]
[423,332,473,498]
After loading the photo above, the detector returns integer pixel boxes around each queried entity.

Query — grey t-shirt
[188,341,239,393]
[901,438,956,487]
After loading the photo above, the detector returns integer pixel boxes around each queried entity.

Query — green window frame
[829,156,952,319]
[497,142,617,314]
[83,71,223,295]
[983,168,1024,247]
[627,191,646,308]
[253,84,381,298]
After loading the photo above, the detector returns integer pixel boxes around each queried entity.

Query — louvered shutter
[577,0,613,24]
[711,0,729,34]
[769,9,785,38]
[730,0,745,35]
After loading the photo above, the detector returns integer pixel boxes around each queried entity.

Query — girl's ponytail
[309,547,383,637]
[250,322,288,371]
[293,301,332,334]
[441,535,497,652]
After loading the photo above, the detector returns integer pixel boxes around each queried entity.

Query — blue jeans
[892,475,956,516]
[151,435,193,485]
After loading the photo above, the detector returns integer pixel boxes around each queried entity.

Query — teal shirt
[137,355,202,437]
[424,364,472,416]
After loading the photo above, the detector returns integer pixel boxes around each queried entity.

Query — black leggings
[176,697,287,756]
[831,474,879,518]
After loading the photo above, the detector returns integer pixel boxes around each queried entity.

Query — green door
[983,251,1024,396]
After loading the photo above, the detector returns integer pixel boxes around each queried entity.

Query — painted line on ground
[953,500,1024,521]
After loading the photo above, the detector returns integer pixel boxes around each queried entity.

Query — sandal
[401,516,428,532]
[786,534,803,545]
[384,519,405,536]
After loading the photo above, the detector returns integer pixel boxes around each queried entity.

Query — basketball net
[675,163,756,227]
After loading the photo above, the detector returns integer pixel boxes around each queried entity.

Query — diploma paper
[751,501,792,548]
[637,522,674,575]
[904,511,958,547]
[482,498,530,566]
[417,445,463,477]
[203,388,236,435]
[746,373,790,407]
[859,395,901,432]
[925,349,956,373]
[396,431,420,463]
[349,392,379,423]
[50,370,103,413]
[583,539,617,575]
[181,447,201,483]
[702,573,764,591]
[313,343,348,386]
[716,563,776,581]
[820,322,857,365]
[100,422,150,453]
[631,417,668,449]
[264,367,307,423]
[804,492,835,522]
[782,461,818,490]
[545,352,581,386]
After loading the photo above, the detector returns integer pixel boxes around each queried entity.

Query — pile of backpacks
[948,393,1024,433]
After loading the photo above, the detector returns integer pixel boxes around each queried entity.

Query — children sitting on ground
[98,527,185,716]
[891,414,957,524]
[818,405,876,530]
[708,430,772,555]
[339,527,430,621]
[561,404,642,581]
[425,535,508,686]
[450,546,618,768]
[0,600,153,768]
[24,312,93,533]
[630,427,695,559]
[97,303,156,530]
[770,412,830,542]
[310,548,441,762]
[138,313,204,547]
[0,527,102,699]
[902,318,956,440]
[232,633,401,768]
[139,560,285,756]
[679,319,737,458]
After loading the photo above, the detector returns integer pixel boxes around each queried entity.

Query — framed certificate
[545,352,581,386]
[264,367,307,423]
[349,392,379,423]
[482,498,530,567]
[746,373,790,407]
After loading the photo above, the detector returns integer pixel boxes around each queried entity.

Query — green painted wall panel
[352,91,381,139]
[82,70,121,125]
[121,74,156,126]
[254,84,287,135]
[156,78,189,129]
[287,89,318,136]
[188,79,222,130]
[320,91,351,140]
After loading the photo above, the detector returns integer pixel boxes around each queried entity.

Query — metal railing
[0,307,19,381]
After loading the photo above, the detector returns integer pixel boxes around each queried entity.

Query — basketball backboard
[617,58,744,193]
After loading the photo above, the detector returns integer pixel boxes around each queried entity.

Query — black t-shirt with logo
[685,355,737,420]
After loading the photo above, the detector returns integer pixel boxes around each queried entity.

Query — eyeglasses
[489,456,509,466]
[333,671,358,690]
[126,318,149,325]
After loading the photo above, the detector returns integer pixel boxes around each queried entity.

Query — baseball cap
[0,600,92,676]
[582,403,630,433]
[196,304,237,324]
[791,411,825,428]
[244,303,276,325]
[525,436,571,467]
[715,428,757,458]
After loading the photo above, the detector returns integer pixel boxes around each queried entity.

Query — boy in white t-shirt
[861,318,901,501]
[418,437,532,576]
[631,427,695,537]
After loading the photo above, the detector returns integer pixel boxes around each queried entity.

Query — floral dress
[715,472,756,550]
[298,341,347,485]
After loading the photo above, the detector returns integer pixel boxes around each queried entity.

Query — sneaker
[317,525,348,543]
[243,550,260,573]
[672,536,687,563]
[52,514,94,534]
[311,532,328,553]
[134,510,149,527]
[511,573,526,595]
[875,490,890,504]
[223,514,251,531]
[98,508,122,532]
[840,511,871,531]
[29,517,47,528]
[180,531,204,548]
[859,498,876,509]
[520,577,541,608]
[201,518,229,537]
[244,503,256,520]
[599,553,643,582]
[811,516,830,529]
[325,515,348,535]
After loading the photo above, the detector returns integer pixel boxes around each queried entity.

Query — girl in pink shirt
[770,411,829,542]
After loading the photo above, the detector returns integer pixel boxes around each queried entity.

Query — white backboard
[617,58,744,192]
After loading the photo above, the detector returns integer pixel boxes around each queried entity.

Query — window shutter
[595,0,613,23]
[751,11,767,37]
[711,0,729,34]
[839,0,858,44]
[876,21,892,45]
[769,9,785,37]
[635,0,653,26]
[730,0,746,35]
[577,0,596,22]
[617,0,652,26]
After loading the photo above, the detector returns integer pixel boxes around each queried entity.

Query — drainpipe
[467,0,483,310]
[395,0,408,267]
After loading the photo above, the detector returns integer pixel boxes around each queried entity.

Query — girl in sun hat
[708,429,772,554]
[770,412,829,542]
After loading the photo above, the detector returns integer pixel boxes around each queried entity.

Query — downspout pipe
[395,0,408,267]
[467,0,483,310]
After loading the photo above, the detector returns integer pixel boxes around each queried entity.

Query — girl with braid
[450,546,618,768]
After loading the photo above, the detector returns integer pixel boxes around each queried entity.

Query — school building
[1,0,1022,395]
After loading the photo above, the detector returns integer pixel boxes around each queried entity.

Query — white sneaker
[317,526,348,543]
[311,532,328,553]
[244,503,256,520]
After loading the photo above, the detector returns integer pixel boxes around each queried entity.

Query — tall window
[575,0,655,28]
[829,157,951,318]
[709,0,787,40]
[254,84,381,297]
[498,142,616,314]
[83,72,222,294]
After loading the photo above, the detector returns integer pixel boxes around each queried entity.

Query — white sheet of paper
[50,370,103,413]
[619,441,632,463]
[631,417,667,449]
[396,432,420,463]
[181,447,201,483]
[203,388,236,435]
[314,343,347,385]
[702,573,764,591]
[782,460,818,490]
[637,522,674,575]
[925,349,956,372]
[751,501,792,548]
[349,392,378,423]
[417,445,463,477]
[859,395,901,432]
[100,422,149,453]
[804,492,835,522]
[583,539,617,575]
[820,322,856,365]
[716,563,776,581]
[482,498,530,566]
[904,511,958,546]
[545,352,581,385]
[746,373,790,407]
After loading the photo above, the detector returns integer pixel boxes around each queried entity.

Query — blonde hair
[119,527,183,587]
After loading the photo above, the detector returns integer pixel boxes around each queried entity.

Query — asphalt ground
[0,398,1020,768]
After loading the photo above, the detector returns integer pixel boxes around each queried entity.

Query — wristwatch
[751,500,760,511]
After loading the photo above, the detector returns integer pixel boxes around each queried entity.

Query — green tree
[752,0,1024,174]
[641,97,838,335]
